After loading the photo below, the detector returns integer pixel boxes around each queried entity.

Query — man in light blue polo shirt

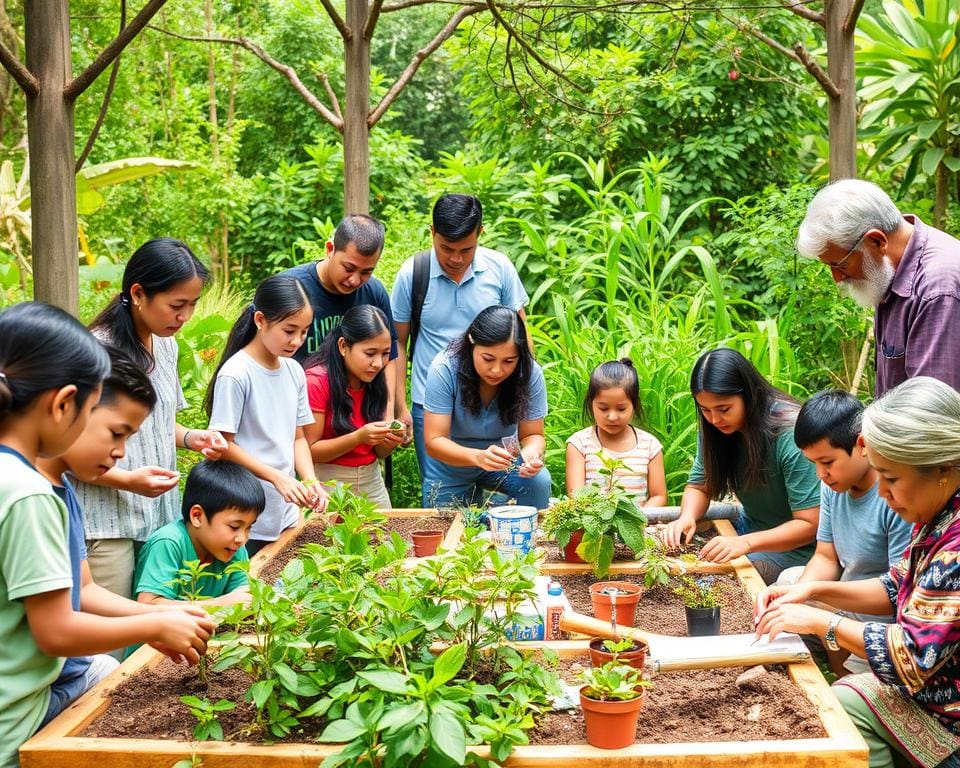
[391,195,529,502]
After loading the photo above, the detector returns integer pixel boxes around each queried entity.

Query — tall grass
[512,156,806,502]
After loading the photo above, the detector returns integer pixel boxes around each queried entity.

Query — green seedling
[673,575,723,609]
[179,695,236,741]
[580,660,651,701]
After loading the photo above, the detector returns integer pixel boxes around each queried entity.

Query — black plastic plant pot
[684,606,720,636]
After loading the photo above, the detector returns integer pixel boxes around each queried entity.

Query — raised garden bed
[21,518,867,768]
[250,507,464,582]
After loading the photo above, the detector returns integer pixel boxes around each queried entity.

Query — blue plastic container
[487,505,538,556]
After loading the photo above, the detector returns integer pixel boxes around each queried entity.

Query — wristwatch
[824,615,845,651]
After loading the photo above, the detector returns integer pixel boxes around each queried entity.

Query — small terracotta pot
[579,687,644,749]
[590,581,643,627]
[685,606,720,636]
[589,637,647,670]
[562,530,586,563]
[411,530,443,557]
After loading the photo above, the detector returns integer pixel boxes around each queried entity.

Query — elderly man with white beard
[797,179,960,397]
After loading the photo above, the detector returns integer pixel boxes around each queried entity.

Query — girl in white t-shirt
[205,276,327,555]
[565,358,668,507]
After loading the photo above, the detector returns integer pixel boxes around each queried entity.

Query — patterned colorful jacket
[864,490,960,733]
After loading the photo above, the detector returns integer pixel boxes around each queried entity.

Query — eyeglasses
[824,233,866,273]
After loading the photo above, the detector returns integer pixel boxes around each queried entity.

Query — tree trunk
[205,0,219,162]
[343,0,370,215]
[935,160,947,229]
[825,0,857,181]
[24,0,78,314]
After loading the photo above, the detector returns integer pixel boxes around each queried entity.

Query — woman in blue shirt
[422,305,551,508]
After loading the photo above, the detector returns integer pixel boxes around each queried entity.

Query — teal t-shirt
[0,449,72,768]
[133,520,250,600]
[689,427,820,566]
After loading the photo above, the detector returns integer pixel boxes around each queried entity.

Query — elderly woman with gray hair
[755,376,960,768]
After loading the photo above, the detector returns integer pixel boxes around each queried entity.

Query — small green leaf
[249,678,275,709]
[317,718,368,743]
[378,700,427,731]
[429,707,467,764]
[357,669,412,695]
[430,643,466,689]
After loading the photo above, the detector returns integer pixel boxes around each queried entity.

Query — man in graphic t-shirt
[282,213,398,412]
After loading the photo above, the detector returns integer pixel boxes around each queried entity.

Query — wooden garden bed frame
[20,518,868,768]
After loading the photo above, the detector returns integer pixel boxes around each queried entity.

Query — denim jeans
[731,507,796,585]
[42,654,119,728]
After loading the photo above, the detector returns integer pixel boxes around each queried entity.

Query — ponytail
[205,275,310,418]
[90,237,209,371]
[0,302,110,419]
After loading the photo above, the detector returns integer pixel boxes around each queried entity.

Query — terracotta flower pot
[562,529,586,563]
[411,530,443,557]
[590,581,643,627]
[579,687,644,749]
[588,637,647,670]
[685,606,721,636]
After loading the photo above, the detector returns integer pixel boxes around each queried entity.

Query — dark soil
[541,528,717,563]
[532,655,826,744]
[555,573,755,635]
[84,653,826,746]
[256,516,452,585]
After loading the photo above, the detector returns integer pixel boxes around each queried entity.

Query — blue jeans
[731,507,796,585]
[413,403,552,509]
[42,654,119,728]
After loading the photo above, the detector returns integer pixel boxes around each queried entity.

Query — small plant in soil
[543,454,662,580]
[197,494,563,764]
[673,575,723,609]
[580,661,650,702]
[179,695,236,741]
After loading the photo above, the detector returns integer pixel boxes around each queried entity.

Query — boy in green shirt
[134,460,264,606]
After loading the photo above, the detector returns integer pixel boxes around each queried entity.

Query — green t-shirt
[689,427,820,567]
[0,451,72,768]
[133,520,250,600]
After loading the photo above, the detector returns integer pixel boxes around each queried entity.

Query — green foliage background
[3,0,957,509]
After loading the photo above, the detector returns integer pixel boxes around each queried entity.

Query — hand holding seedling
[186,429,228,459]
[271,471,319,509]
[659,514,697,550]
[476,444,514,471]
[150,608,216,665]
[122,465,180,497]
[358,421,396,446]
[698,534,751,563]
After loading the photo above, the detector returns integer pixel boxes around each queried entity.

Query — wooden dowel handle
[559,611,660,646]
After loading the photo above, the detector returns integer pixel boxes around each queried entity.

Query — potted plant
[411,529,444,556]
[589,635,648,671]
[589,580,643,626]
[673,575,723,636]
[579,659,651,749]
[543,454,666,580]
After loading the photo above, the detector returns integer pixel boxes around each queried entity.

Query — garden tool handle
[559,610,660,646]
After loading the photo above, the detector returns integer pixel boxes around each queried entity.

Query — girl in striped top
[565,358,668,507]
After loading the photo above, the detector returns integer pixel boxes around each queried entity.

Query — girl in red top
[303,305,401,507]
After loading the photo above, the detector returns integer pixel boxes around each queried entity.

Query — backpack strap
[408,249,431,363]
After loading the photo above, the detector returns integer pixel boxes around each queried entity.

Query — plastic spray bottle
[544,581,566,640]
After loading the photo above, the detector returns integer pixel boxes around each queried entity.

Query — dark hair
[303,305,391,436]
[795,390,863,454]
[0,302,110,420]
[450,305,533,425]
[181,459,265,522]
[204,275,311,417]
[584,358,644,425]
[89,238,210,372]
[690,347,799,497]
[332,214,385,257]
[99,345,158,411]
[432,194,483,240]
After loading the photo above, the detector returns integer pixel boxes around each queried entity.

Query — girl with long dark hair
[661,347,820,584]
[76,238,226,600]
[302,305,400,507]
[206,275,326,555]
[422,305,551,508]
